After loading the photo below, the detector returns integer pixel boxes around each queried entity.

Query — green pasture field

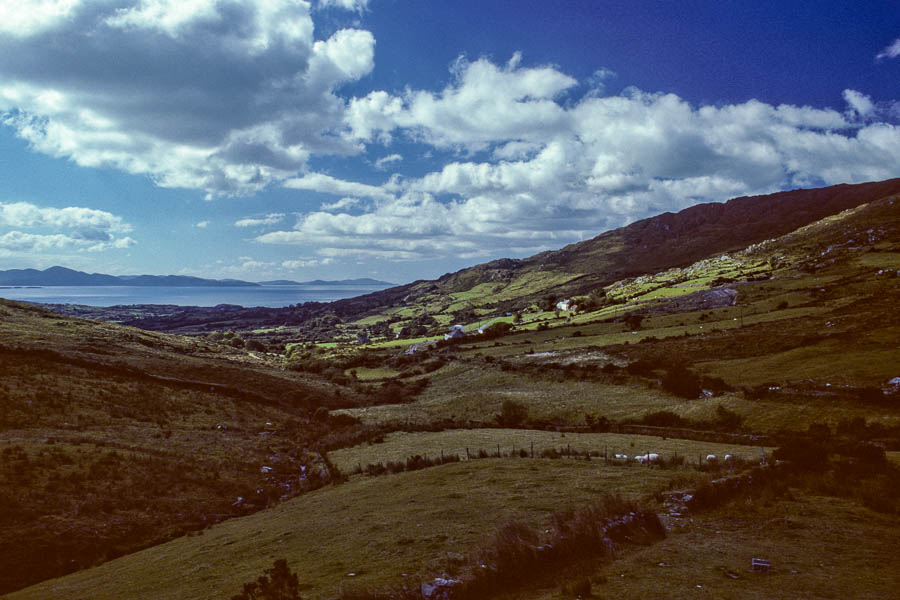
[8,459,702,600]
[330,429,770,473]
[346,367,402,380]
[336,355,898,433]
[696,339,900,387]
[335,365,692,426]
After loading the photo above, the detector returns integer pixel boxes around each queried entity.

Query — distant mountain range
[0,267,260,287]
[258,278,395,286]
[0,267,395,288]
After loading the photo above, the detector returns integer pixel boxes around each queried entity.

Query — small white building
[556,299,571,311]
[444,324,466,340]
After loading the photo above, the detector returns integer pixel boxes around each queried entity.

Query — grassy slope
[340,194,900,434]
[7,459,699,600]
[0,300,364,595]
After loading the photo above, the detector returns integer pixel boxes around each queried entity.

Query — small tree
[231,559,301,600]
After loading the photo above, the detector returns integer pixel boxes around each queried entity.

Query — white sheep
[724,454,734,462]
[636,453,660,464]
[614,453,629,460]
[706,454,718,463]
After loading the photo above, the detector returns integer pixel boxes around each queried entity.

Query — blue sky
[0,0,898,283]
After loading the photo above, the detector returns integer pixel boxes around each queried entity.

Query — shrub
[584,413,611,432]
[713,405,743,432]
[640,410,688,428]
[661,364,703,399]
[231,559,301,600]
[560,576,592,598]
[496,400,529,427]
[245,339,266,352]
[624,312,645,330]
[772,437,830,471]
[480,321,513,340]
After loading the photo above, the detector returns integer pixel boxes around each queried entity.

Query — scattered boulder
[650,286,738,314]
[883,377,900,394]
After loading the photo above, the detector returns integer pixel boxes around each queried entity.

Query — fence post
[466,447,470,460]
[497,443,501,458]
[531,441,534,458]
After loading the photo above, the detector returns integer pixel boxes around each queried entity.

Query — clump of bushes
[460,495,664,597]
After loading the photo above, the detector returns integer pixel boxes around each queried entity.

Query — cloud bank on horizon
[0,0,898,279]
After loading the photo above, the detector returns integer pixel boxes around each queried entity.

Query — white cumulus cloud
[320,197,364,212]
[262,57,900,263]
[0,201,136,254]
[0,0,375,197]
[283,172,394,200]
[344,54,578,150]
[374,153,403,170]
[282,257,333,269]
[235,213,285,228]
[315,0,368,12]
[876,38,900,61]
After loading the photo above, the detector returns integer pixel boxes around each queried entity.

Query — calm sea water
[0,284,390,308]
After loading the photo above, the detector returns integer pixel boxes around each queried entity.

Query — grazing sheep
[706,454,718,463]
[724,454,734,462]
[614,453,629,460]
[636,453,660,464]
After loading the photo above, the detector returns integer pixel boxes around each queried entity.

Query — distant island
[0,266,396,288]
[258,278,395,286]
